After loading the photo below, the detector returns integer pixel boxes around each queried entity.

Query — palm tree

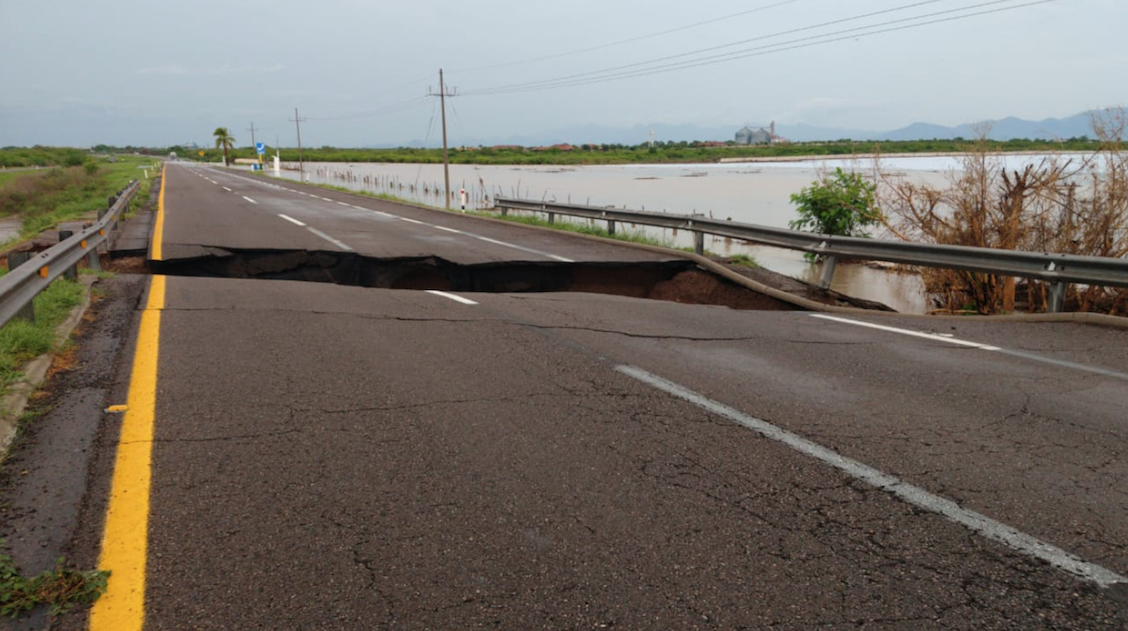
[213,127,235,166]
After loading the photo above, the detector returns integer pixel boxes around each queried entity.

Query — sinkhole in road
[146,249,802,311]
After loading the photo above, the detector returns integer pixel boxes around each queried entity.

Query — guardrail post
[818,255,839,290]
[500,205,508,217]
[6,252,36,323]
[1048,282,1066,313]
[607,220,616,236]
[547,212,555,225]
[693,231,705,256]
[58,230,78,280]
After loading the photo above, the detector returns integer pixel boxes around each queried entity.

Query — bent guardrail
[0,180,140,329]
[494,197,1128,313]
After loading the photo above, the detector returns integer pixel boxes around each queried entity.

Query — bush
[788,167,881,238]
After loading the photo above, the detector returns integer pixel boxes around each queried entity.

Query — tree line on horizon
[1,137,1104,169]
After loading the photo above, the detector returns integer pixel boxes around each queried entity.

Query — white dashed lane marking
[306,227,353,251]
[425,290,478,306]
[617,364,1128,588]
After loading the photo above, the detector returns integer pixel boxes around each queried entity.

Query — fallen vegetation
[876,109,1128,315]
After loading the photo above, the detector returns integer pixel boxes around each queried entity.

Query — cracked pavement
[48,276,1128,630]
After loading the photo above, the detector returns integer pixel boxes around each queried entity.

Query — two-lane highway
[55,164,1128,629]
[158,164,676,265]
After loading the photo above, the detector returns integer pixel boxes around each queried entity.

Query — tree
[213,127,235,166]
[788,167,881,240]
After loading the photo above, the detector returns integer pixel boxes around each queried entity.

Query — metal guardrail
[494,197,1128,313]
[0,180,140,329]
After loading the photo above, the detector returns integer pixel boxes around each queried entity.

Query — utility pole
[247,122,259,169]
[289,108,307,180]
[428,69,457,209]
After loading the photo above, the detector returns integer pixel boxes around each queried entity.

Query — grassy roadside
[0,277,85,392]
[0,156,159,250]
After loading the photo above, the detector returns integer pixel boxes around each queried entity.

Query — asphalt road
[157,164,678,265]
[11,164,1128,629]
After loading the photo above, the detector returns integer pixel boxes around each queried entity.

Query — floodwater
[268,158,993,313]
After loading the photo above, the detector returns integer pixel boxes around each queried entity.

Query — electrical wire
[463,0,956,95]
[451,0,808,74]
[465,0,1059,96]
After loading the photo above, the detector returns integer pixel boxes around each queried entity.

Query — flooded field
[267,157,1023,313]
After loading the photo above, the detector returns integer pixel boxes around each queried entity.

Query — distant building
[735,126,772,145]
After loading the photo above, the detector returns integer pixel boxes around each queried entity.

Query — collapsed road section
[149,247,804,311]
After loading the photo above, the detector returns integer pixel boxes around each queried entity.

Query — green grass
[0,278,85,391]
[726,253,761,268]
[0,540,109,618]
[484,211,675,248]
[0,156,159,249]
[0,170,44,189]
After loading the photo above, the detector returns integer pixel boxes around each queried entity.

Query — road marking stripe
[475,236,511,246]
[278,214,306,227]
[434,225,462,234]
[473,235,572,262]
[151,165,166,261]
[372,211,392,217]
[616,364,1128,588]
[242,196,257,204]
[810,314,1128,380]
[90,276,166,630]
[319,197,333,202]
[337,201,350,207]
[426,290,478,305]
[399,217,425,225]
[222,186,232,192]
[307,227,353,251]
[811,314,1000,350]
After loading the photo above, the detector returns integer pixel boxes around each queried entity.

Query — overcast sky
[1,0,1124,148]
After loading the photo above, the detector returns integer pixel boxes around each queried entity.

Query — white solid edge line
[434,225,462,234]
[548,255,575,263]
[278,214,306,227]
[242,196,257,204]
[615,364,1127,588]
[306,227,353,251]
[811,314,1000,351]
[425,290,478,306]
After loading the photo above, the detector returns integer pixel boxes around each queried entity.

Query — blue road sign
[255,142,265,155]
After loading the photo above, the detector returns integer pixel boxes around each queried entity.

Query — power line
[451,0,808,74]
[463,0,954,95]
[465,0,1058,96]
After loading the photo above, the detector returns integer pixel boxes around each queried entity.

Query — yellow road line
[89,275,166,631]
[151,166,166,261]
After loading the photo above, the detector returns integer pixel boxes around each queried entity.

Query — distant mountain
[385,110,1111,148]
[879,112,1099,141]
